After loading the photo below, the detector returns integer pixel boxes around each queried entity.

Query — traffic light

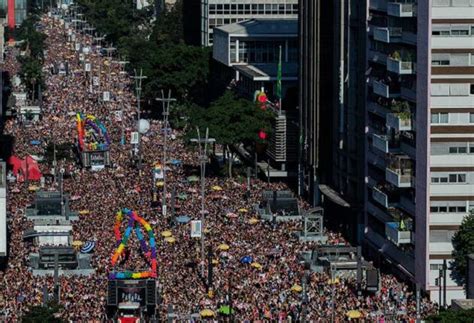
[255,91,267,110]
[258,130,267,140]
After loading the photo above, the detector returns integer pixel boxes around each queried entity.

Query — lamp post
[190,128,215,277]
[156,90,176,216]
[131,69,147,172]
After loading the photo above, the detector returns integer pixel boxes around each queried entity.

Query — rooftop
[215,19,297,36]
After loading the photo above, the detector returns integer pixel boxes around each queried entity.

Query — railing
[386,167,413,188]
[372,187,389,208]
[387,57,414,74]
[387,2,416,17]
[372,133,390,153]
[385,222,412,245]
[386,113,412,131]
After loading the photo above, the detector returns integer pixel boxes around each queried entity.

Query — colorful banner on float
[76,113,111,152]
[109,209,157,280]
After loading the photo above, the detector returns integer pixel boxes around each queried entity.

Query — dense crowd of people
[0,14,438,322]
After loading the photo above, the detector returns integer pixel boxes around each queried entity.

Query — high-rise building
[300,0,473,303]
[365,0,473,302]
[298,0,366,242]
[0,0,27,27]
[200,0,298,46]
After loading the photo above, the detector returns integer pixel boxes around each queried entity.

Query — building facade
[201,0,298,46]
[298,0,366,242]
[365,0,473,303]
[0,0,27,27]
[0,161,7,267]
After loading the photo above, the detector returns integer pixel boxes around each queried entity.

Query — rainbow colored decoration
[76,113,111,151]
[109,209,157,280]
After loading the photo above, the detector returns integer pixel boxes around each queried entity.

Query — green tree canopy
[451,210,474,286]
[188,91,273,176]
[22,303,63,323]
[18,56,44,97]
[426,308,474,323]
[15,15,46,60]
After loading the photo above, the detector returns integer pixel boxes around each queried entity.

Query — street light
[156,90,176,216]
[131,69,147,171]
[190,128,215,277]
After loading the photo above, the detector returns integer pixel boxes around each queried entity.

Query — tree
[451,210,474,286]
[22,303,63,323]
[18,56,44,100]
[194,91,273,177]
[144,44,211,102]
[426,308,474,323]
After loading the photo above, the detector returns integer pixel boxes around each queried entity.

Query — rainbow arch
[109,209,157,280]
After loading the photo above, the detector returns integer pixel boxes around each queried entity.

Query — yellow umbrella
[248,218,259,225]
[79,210,90,215]
[161,230,172,237]
[327,278,340,285]
[72,240,83,247]
[346,310,362,319]
[165,236,176,243]
[156,181,164,187]
[212,259,219,265]
[217,243,230,251]
[251,262,262,269]
[291,284,303,293]
[28,185,39,191]
[238,208,248,213]
[200,309,215,318]
[211,185,223,191]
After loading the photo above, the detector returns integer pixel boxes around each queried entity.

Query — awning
[319,185,350,208]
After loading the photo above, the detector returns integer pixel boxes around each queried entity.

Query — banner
[92,77,99,86]
[130,132,139,145]
[85,63,91,72]
[103,91,110,102]
[190,220,202,238]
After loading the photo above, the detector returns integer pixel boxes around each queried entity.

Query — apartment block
[365,0,473,303]
[200,0,298,46]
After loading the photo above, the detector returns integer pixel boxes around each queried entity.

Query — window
[449,146,467,154]
[445,173,467,183]
[432,25,451,36]
[470,113,474,123]
[450,54,470,66]
[430,230,456,243]
[431,113,449,124]
[432,53,450,66]
[430,264,444,271]
[471,84,474,95]
[451,25,470,36]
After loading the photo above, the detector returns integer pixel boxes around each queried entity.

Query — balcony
[386,167,413,188]
[386,113,412,131]
[385,222,412,245]
[387,2,416,17]
[399,195,416,215]
[373,27,402,43]
[373,80,400,98]
[372,187,389,208]
[387,57,415,74]
[372,134,390,153]
[370,0,388,11]
[401,86,416,102]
